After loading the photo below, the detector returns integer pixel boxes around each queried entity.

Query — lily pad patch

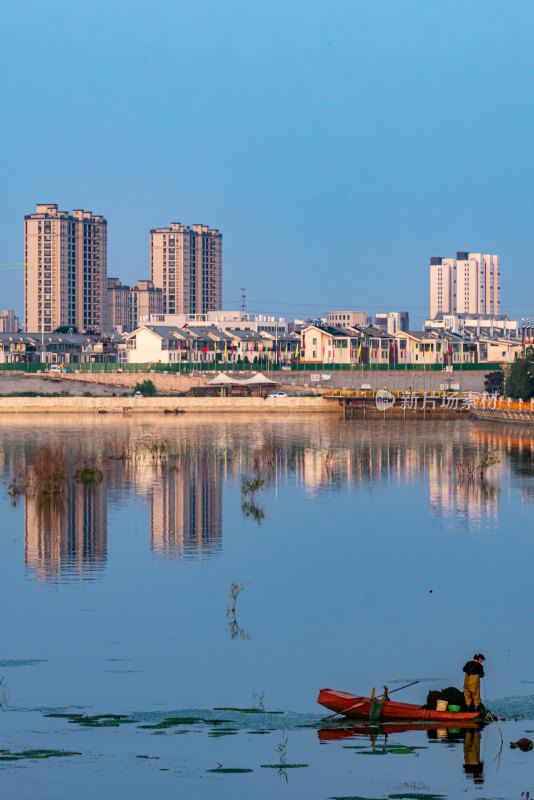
[138,716,204,729]
[44,713,137,727]
[213,707,284,714]
[206,767,253,773]
[388,794,446,800]
[0,749,81,761]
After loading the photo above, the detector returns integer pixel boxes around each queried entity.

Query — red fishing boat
[318,688,481,722]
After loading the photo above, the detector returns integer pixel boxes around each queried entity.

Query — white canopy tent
[204,372,279,396]
[206,373,239,386]
[240,372,278,386]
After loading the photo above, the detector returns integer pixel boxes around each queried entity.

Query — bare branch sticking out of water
[226,582,251,640]
[276,726,288,781]
[0,677,9,711]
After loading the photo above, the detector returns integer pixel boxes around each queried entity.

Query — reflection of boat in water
[318,720,481,742]
[318,688,481,722]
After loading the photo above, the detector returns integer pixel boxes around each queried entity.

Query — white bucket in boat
[436,699,448,711]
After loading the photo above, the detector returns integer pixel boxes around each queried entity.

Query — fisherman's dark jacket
[463,660,485,677]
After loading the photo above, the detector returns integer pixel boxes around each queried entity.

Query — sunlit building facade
[24,204,107,333]
[150,222,222,316]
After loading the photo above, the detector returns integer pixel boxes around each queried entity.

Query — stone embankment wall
[39,368,489,394]
[40,371,204,392]
[0,396,337,414]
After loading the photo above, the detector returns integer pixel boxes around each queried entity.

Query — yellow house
[301,325,355,364]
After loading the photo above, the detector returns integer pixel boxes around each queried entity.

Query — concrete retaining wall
[0,396,337,414]
[40,371,204,392]
[6,367,492,395]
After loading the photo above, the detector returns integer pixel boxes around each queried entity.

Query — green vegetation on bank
[484,370,504,394]
[505,347,534,399]
[133,379,157,396]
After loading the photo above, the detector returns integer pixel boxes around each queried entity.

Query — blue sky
[1,0,533,326]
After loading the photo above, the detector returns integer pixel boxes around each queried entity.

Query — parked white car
[266,392,288,398]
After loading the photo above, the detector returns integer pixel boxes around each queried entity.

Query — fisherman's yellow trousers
[463,675,481,708]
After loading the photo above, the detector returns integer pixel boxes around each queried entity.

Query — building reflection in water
[149,450,222,560]
[19,419,530,582]
[24,479,107,583]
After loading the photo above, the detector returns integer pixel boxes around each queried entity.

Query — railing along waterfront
[324,389,534,424]
[469,393,534,424]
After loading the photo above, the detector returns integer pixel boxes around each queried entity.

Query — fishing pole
[386,680,420,695]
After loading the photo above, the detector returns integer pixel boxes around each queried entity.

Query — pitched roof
[223,328,264,342]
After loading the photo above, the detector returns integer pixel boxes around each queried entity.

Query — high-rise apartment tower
[429,252,500,319]
[24,204,107,333]
[150,222,222,315]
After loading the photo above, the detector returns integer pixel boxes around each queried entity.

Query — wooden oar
[320,680,420,722]
[320,687,376,722]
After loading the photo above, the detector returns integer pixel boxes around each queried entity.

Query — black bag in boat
[440,686,466,709]
[425,690,442,710]
[425,686,466,710]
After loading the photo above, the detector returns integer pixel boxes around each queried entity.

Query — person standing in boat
[463,653,485,711]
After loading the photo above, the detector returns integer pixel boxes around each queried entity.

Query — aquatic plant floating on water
[0,749,81,761]
[241,474,266,524]
[206,767,253,774]
[510,738,533,751]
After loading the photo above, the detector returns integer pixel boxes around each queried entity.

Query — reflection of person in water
[463,729,484,783]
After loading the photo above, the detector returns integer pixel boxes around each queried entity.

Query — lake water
[0,413,533,799]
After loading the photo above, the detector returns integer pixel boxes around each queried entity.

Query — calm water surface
[0,413,533,799]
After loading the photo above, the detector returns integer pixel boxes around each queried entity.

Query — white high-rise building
[429,257,456,318]
[429,252,500,319]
